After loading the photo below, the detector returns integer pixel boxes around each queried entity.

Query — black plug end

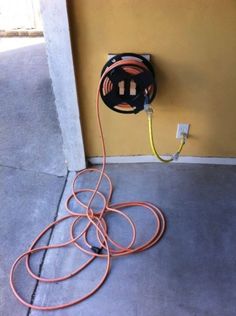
[91,246,103,254]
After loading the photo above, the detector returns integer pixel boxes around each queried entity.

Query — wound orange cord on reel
[100,56,156,114]
[10,59,166,311]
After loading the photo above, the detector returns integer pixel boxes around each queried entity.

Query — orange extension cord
[102,59,155,112]
[10,59,166,311]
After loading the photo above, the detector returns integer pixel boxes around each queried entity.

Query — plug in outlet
[176,123,190,139]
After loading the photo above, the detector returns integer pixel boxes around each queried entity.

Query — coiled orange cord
[10,59,166,311]
[102,60,155,113]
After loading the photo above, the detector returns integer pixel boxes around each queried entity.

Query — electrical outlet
[176,123,190,139]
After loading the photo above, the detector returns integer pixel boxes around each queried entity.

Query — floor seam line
[26,170,69,316]
[0,162,67,177]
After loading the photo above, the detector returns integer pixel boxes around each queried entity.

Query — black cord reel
[100,53,157,114]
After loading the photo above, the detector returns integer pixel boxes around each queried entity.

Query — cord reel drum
[100,53,157,114]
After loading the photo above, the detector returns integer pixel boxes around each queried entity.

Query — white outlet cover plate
[176,123,190,139]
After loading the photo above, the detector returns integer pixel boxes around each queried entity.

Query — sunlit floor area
[0,37,66,176]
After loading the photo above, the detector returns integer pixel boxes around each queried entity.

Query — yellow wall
[68,0,236,157]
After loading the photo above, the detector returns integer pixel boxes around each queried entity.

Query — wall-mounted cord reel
[100,53,187,162]
[100,53,157,114]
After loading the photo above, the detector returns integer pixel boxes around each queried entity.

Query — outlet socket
[176,123,190,139]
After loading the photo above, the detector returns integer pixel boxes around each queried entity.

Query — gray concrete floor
[10,163,235,316]
[0,37,67,315]
[0,166,66,316]
[0,38,66,176]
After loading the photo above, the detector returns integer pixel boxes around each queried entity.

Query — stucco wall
[68,0,236,158]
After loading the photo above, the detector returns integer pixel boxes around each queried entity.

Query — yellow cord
[147,107,186,163]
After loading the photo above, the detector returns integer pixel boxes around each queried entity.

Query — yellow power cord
[146,105,186,163]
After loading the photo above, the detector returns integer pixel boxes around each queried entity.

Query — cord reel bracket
[100,53,157,114]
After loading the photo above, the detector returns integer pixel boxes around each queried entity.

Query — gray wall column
[40,0,86,171]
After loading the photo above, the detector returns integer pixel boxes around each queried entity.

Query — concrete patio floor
[0,37,67,316]
[0,166,66,316]
[0,37,66,176]
[3,163,235,316]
